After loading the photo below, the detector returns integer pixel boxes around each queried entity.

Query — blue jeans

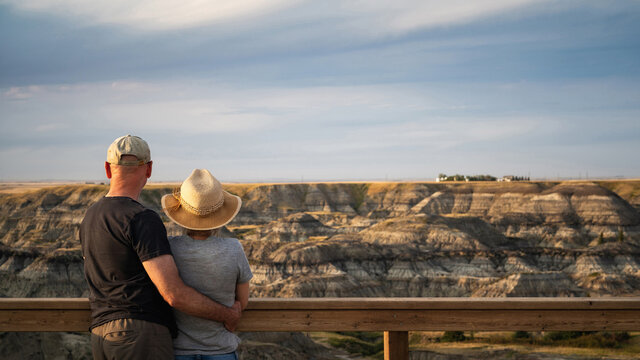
[175,352,238,360]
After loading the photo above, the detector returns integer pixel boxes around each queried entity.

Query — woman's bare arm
[235,282,250,310]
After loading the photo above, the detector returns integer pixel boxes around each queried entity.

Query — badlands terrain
[0,180,639,359]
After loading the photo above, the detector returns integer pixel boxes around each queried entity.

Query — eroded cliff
[0,181,639,301]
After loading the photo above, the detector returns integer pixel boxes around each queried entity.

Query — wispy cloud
[3,0,545,33]
[341,0,546,35]
[4,0,297,31]
[2,86,41,100]
[1,78,635,138]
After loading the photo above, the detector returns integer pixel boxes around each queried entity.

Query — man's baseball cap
[106,135,151,166]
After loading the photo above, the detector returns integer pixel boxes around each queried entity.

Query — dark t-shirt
[80,196,177,336]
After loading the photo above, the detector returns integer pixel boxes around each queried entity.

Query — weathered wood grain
[236,309,639,331]
[1,297,639,332]
[4,297,640,310]
[385,331,408,360]
[0,309,90,332]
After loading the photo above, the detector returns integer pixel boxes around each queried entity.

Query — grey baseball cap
[106,135,151,166]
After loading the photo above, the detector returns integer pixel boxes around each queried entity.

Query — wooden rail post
[384,331,408,360]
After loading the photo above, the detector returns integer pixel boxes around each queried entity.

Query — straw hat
[161,169,241,230]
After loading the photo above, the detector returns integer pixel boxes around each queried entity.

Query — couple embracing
[80,135,252,360]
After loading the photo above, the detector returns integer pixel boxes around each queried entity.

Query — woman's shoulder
[216,236,241,244]
[212,236,244,250]
[167,235,194,249]
[168,234,188,242]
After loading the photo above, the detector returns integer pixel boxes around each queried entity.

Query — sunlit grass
[409,331,640,359]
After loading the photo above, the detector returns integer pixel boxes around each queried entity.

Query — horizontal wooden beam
[244,297,640,310]
[0,309,90,332]
[1,297,640,332]
[238,309,640,332]
[4,297,639,310]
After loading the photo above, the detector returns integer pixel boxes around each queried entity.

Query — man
[80,135,241,360]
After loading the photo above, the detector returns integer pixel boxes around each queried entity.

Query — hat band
[172,188,224,216]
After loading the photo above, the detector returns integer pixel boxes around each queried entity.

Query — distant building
[499,175,530,182]
[437,174,497,182]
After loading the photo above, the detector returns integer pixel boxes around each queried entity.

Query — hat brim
[161,190,242,230]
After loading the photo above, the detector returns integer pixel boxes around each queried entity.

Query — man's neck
[106,181,144,201]
[105,189,141,200]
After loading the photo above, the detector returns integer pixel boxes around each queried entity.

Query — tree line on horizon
[437,174,532,182]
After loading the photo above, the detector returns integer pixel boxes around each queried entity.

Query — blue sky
[1,0,639,182]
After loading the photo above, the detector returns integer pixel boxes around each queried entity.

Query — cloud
[342,0,545,35]
[4,0,637,89]
[2,86,42,100]
[3,0,298,31]
[3,0,545,33]
[1,76,638,180]
[286,115,540,157]
[0,144,105,180]
[2,78,634,139]
[101,100,279,134]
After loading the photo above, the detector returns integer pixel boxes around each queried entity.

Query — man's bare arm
[142,254,240,328]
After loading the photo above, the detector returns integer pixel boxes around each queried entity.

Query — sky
[1,0,639,182]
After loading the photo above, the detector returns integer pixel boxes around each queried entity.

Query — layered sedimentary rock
[243,212,337,242]
[1,181,639,300]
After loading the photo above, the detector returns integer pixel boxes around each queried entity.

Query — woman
[162,169,252,360]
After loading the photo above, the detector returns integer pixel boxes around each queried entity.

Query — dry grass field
[597,180,640,206]
[0,182,86,194]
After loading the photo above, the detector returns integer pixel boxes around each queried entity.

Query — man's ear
[105,162,113,179]
[146,161,153,178]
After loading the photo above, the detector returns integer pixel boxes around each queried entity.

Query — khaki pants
[91,318,173,360]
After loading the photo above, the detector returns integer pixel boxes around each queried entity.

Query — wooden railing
[2,297,640,360]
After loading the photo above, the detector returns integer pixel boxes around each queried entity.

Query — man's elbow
[161,289,183,308]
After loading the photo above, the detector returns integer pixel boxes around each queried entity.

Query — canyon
[0,180,639,359]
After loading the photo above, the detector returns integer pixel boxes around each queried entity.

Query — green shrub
[348,184,369,212]
[479,331,632,349]
[409,332,423,345]
[336,331,382,343]
[328,335,383,356]
[512,331,531,340]
[540,331,631,348]
[441,331,466,342]
[543,331,589,342]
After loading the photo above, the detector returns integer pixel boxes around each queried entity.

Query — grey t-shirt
[169,235,253,355]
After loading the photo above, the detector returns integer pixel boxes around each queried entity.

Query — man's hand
[224,300,243,331]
